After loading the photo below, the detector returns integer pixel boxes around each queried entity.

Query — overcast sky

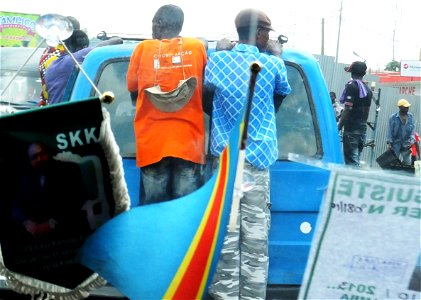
[2,0,420,70]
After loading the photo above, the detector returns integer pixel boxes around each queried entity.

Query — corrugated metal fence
[314,54,421,169]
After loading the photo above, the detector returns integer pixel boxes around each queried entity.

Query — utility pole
[392,1,397,61]
[335,0,343,63]
[321,18,325,55]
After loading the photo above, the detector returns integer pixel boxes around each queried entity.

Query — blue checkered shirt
[205,44,291,169]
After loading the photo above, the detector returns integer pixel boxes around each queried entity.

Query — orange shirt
[127,37,207,167]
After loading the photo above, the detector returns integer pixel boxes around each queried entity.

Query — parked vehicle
[0,47,43,113]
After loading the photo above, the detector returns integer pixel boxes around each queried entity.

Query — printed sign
[0,99,129,298]
[299,168,421,300]
[0,11,41,47]
[401,60,421,77]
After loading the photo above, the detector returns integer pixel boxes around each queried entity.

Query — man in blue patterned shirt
[204,8,291,300]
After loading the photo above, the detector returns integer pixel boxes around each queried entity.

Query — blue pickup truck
[67,42,344,294]
[0,40,343,298]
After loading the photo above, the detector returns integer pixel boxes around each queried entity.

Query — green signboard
[0,11,41,47]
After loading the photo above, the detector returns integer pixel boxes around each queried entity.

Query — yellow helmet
[397,99,411,107]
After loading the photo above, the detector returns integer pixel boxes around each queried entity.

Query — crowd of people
[29,4,418,299]
[40,12,419,174]
[126,6,290,299]
[33,6,291,299]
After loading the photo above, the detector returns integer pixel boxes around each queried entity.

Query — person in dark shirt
[45,30,122,104]
[6,141,94,288]
[38,16,80,106]
[337,61,373,166]
[12,141,89,237]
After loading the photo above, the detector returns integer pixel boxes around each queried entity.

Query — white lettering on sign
[56,127,99,150]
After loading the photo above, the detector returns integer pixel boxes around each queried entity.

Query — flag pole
[228,61,262,232]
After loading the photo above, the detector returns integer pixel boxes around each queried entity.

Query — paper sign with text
[299,168,421,300]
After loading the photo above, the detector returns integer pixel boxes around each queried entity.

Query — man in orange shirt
[126,4,207,205]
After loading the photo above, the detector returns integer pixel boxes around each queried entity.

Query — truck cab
[69,41,344,292]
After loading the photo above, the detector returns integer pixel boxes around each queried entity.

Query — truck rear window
[96,61,319,160]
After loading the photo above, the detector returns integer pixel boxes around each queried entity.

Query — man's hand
[216,38,234,51]
[266,40,283,57]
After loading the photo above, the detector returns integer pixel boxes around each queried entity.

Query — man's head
[344,61,367,78]
[64,29,89,52]
[28,142,50,171]
[235,8,273,52]
[66,16,80,31]
[397,98,411,114]
[152,5,184,39]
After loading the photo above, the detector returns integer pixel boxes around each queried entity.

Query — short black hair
[66,16,80,30]
[154,4,184,35]
[345,61,367,77]
[236,26,258,41]
[65,30,89,52]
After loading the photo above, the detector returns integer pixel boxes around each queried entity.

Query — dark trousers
[343,131,366,167]
[139,157,204,205]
